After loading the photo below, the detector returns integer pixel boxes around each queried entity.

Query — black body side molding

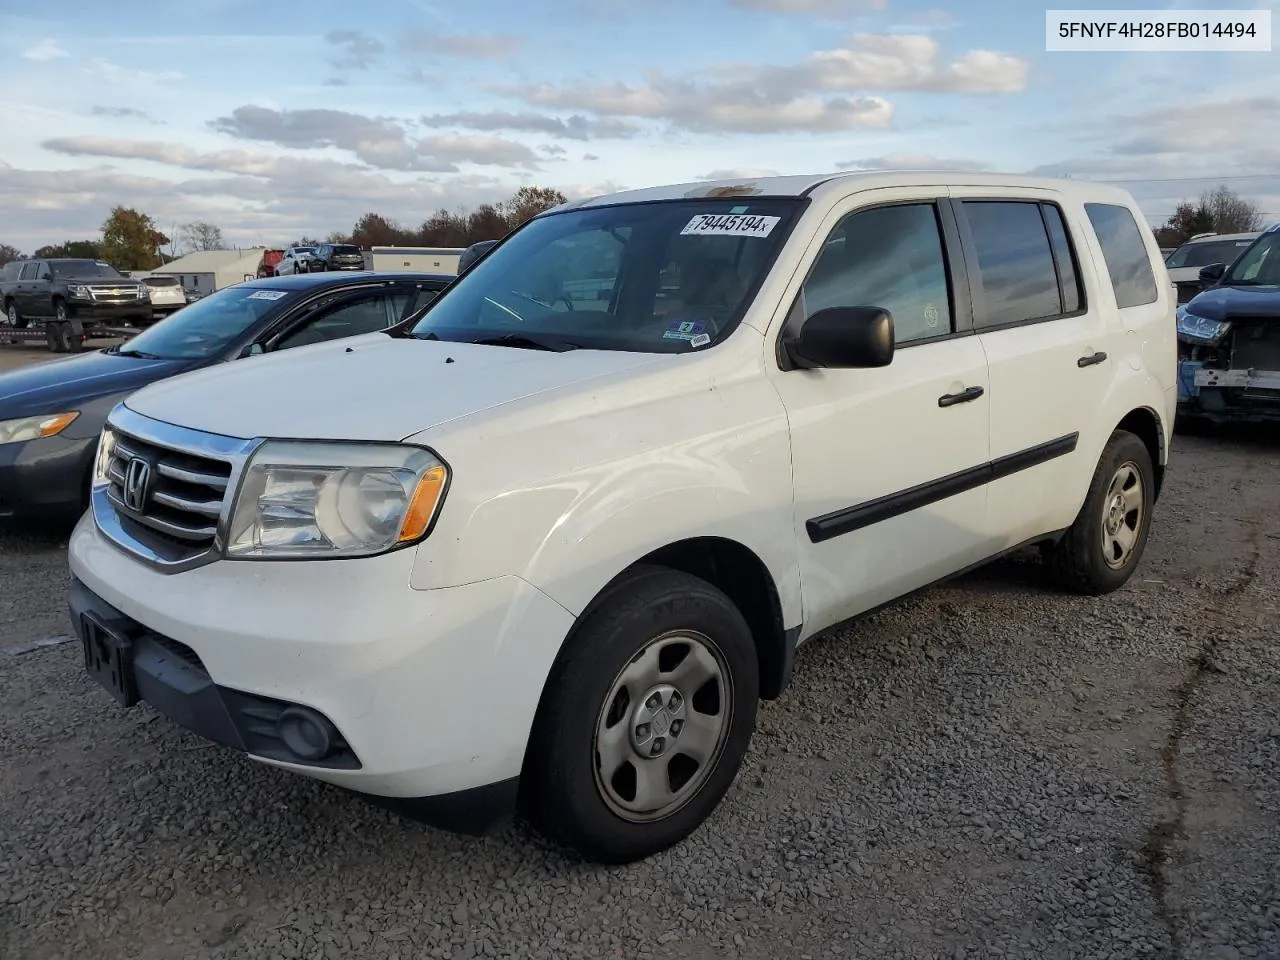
[806,433,1080,544]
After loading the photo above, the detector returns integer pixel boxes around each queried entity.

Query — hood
[62,274,138,285]
[1183,283,1280,321]
[123,333,666,442]
[0,349,192,420]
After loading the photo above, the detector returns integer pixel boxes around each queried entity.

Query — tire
[5,300,26,329]
[520,565,759,864]
[46,323,63,352]
[1043,429,1155,595]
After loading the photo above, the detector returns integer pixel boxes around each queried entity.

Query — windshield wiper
[115,348,164,359]
[470,333,580,352]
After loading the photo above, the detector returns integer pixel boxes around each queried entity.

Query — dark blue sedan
[0,271,452,521]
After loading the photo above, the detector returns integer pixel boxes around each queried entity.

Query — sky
[0,0,1277,251]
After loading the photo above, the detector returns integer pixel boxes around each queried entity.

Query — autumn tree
[504,185,567,228]
[179,220,225,252]
[100,207,169,270]
[419,209,471,248]
[34,240,102,259]
[350,213,415,248]
[467,204,511,242]
[1160,186,1264,246]
[0,244,23,266]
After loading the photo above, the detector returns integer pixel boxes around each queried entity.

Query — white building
[151,249,267,295]
[366,246,465,275]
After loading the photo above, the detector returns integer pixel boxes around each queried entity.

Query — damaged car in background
[1177,222,1280,424]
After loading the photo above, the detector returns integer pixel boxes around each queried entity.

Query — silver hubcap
[1101,460,1144,569]
[594,631,731,823]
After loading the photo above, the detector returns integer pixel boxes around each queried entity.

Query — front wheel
[520,565,759,863]
[1043,429,1155,594]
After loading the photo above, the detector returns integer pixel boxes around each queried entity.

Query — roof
[1179,232,1262,244]
[152,249,266,274]
[232,271,455,291]
[560,170,1140,211]
[369,246,465,255]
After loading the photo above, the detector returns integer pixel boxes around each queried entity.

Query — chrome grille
[105,430,231,557]
[89,285,146,304]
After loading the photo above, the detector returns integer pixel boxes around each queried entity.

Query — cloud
[697,167,781,180]
[1108,97,1280,156]
[209,105,538,171]
[83,58,183,86]
[325,29,384,71]
[837,153,992,171]
[583,153,600,161]
[420,110,640,140]
[728,0,886,13]
[401,31,521,59]
[506,33,1026,134]
[22,39,69,61]
[90,105,159,123]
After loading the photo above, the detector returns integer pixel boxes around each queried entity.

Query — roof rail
[1188,232,1218,240]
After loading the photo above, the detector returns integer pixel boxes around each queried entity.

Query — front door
[767,189,997,635]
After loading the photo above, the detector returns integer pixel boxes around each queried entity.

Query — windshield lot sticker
[247,290,289,301]
[680,214,780,238]
[664,319,707,342]
[690,333,712,348]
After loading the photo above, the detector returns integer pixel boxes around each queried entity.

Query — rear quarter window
[1084,203,1159,309]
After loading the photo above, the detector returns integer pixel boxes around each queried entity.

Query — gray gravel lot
[1,418,1277,960]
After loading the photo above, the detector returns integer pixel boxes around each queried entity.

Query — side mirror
[784,306,895,370]
[241,342,266,358]
[1198,262,1226,283]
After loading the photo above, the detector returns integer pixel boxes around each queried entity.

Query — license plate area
[80,613,139,707]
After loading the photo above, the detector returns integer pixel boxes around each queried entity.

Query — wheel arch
[1115,406,1166,500]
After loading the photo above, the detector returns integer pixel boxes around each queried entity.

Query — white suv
[67,172,1177,863]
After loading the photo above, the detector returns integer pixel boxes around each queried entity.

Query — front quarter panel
[406,345,802,628]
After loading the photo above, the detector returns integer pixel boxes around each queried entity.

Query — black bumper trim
[68,577,361,770]
[362,778,521,836]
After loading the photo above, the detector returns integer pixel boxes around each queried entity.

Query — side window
[801,202,953,345]
[273,292,394,351]
[1084,202,1158,308]
[962,201,1062,328]
[35,263,51,281]
[19,263,37,280]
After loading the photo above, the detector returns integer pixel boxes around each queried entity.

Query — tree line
[1152,185,1266,248]
[0,185,568,271]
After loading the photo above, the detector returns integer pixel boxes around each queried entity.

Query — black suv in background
[312,243,366,271]
[1,259,150,328]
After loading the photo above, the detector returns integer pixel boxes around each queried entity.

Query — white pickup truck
[67,171,1176,863]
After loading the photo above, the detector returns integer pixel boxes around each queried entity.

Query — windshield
[144,276,180,287]
[117,285,295,359]
[50,260,123,278]
[1165,238,1254,269]
[294,247,315,255]
[331,245,361,255]
[407,198,802,353]
[1223,231,1280,286]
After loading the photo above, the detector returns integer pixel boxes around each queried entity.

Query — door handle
[1077,351,1107,368]
[938,385,985,407]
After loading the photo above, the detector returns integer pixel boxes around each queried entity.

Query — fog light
[277,706,336,762]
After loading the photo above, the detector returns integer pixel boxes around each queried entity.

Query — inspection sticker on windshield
[247,290,289,301]
[680,214,780,238]
[664,319,706,342]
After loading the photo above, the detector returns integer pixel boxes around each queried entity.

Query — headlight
[68,284,92,298]
[1175,307,1231,345]
[226,441,449,559]
[0,412,80,445]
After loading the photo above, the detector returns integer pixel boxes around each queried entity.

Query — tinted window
[1041,204,1083,314]
[19,263,37,280]
[1084,203,1158,308]
[331,245,361,255]
[274,291,396,350]
[49,260,123,278]
[802,203,952,344]
[120,285,296,359]
[963,201,1061,327]
[409,199,801,353]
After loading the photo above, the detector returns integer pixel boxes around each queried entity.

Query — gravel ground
[1,424,1277,960]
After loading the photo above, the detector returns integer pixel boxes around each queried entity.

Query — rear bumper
[0,433,95,519]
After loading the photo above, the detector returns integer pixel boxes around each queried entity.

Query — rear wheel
[5,300,24,328]
[521,565,759,863]
[1044,429,1155,594]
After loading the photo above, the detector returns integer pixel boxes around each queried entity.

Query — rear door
[949,192,1118,548]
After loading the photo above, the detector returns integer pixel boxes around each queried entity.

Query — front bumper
[1176,359,1280,422]
[66,514,576,825]
[0,433,95,519]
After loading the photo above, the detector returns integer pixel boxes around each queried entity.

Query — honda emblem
[122,457,151,512]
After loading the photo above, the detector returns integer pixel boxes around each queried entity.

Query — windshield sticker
[729,205,749,214]
[247,290,289,301]
[663,319,707,342]
[690,333,712,348]
[680,214,780,238]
